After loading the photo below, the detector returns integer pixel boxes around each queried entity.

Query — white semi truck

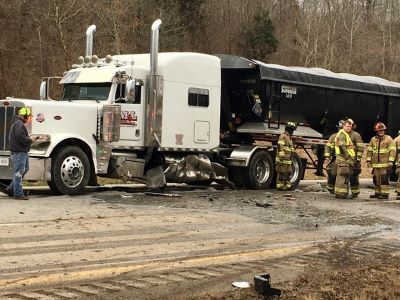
[2,20,399,195]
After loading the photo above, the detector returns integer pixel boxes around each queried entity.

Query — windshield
[60,83,111,101]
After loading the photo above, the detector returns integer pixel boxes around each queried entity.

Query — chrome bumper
[0,156,52,181]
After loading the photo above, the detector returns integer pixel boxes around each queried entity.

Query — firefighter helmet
[347,118,357,129]
[337,119,344,128]
[18,107,31,116]
[286,121,297,130]
[374,122,387,132]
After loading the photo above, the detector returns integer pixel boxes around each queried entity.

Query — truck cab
[0,20,222,195]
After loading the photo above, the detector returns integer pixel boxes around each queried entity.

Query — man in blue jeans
[5,107,33,200]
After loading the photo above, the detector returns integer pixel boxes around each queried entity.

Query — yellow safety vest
[335,129,355,161]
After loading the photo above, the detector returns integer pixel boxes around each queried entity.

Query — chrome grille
[0,106,18,151]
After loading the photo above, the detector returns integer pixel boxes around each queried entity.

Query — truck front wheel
[50,146,90,195]
[242,150,274,189]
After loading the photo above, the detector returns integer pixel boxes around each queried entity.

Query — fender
[42,133,97,172]
[226,145,273,167]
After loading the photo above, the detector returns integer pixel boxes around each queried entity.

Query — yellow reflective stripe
[276,158,291,164]
[278,140,285,145]
[324,153,331,157]
[281,146,293,151]
[372,163,391,168]
[278,151,285,156]
[356,143,364,147]
[335,188,348,193]
[372,149,391,153]
[336,157,354,164]
[389,146,396,150]
[367,147,373,150]
[389,158,395,162]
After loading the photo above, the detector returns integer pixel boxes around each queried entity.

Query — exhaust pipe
[150,19,162,75]
[85,25,96,57]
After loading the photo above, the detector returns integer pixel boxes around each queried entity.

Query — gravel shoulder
[0,182,400,299]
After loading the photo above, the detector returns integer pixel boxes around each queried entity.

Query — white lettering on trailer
[281,85,297,98]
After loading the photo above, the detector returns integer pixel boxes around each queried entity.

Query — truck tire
[242,150,274,189]
[50,146,90,195]
[229,167,245,188]
[290,152,303,190]
[47,180,61,195]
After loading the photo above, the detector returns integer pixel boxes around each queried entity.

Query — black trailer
[216,54,400,180]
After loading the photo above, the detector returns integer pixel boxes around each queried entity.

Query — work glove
[367,162,372,169]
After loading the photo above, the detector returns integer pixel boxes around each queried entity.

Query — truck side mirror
[39,81,47,100]
[125,79,136,103]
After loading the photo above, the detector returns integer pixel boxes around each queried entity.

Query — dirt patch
[281,241,400,299]
[206,240,400,300]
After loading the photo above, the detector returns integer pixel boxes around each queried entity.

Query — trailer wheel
[242,150,274,189]
[50,146,90,195]
[229,167,245,188]
[290,152,303,190]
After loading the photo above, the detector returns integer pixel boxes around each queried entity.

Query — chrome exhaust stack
[85,25,96,57]
[150,19,162,75]
[146,19,163,147]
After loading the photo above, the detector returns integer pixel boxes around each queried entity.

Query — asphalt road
[0,181,399,299]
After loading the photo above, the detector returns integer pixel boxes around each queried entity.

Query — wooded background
[1,0,399,99]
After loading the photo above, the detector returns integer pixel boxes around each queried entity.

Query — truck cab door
[115,81,144,144]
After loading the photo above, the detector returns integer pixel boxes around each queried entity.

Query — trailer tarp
[216,54,400,97]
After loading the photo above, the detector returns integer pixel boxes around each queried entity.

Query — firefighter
[334,120,356,199]
[324,120,343,194]
[393,130,400,200]
[347,118,364,198]
[276,122,297,191]
[366,122,396,199]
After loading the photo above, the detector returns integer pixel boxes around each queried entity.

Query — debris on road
[120,194,133,200]
[144,192,183,197]
[302,183,325,192]
[255,200,273,208]
[232,281,250,288]
[254,274,281,297]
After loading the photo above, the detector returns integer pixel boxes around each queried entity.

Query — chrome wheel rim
[290,158,300,183]
[255,158,270,184]
[60,156,84,188]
